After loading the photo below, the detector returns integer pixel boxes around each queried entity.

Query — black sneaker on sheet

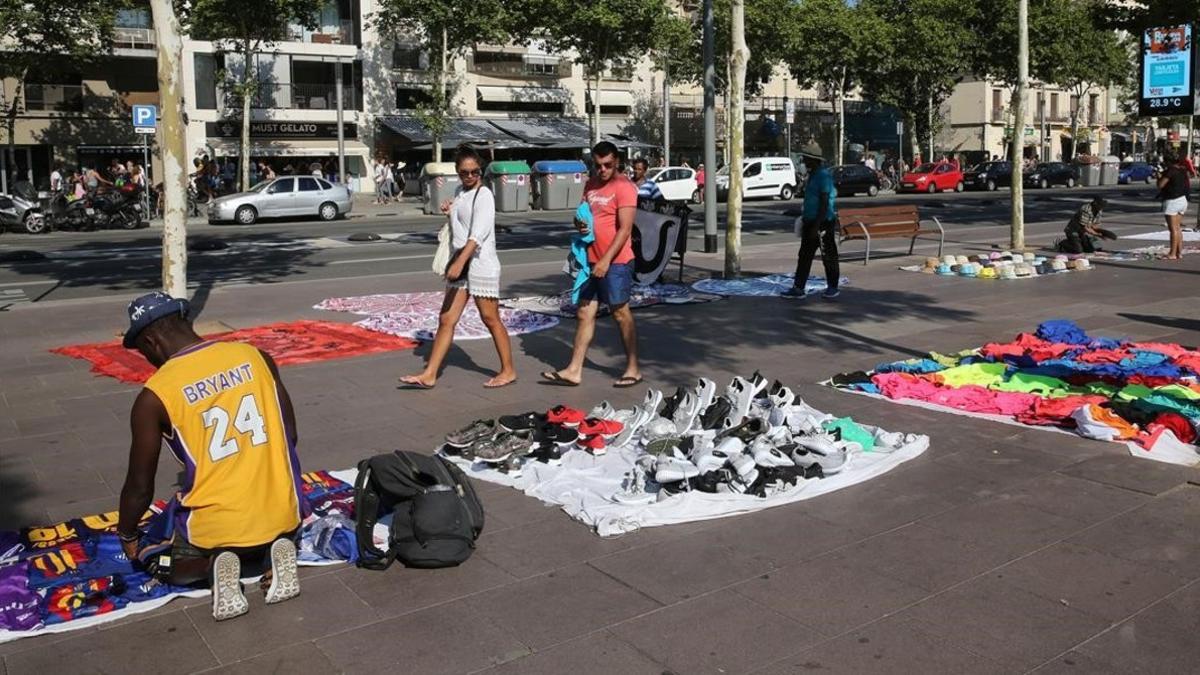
[659,385,690,420]
[498,412,549,432]
[531,423,579,447]
[699,396,733,431]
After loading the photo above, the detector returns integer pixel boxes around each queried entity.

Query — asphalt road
[0,183,1177,306]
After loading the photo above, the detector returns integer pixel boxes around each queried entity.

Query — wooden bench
[828,204,944,264]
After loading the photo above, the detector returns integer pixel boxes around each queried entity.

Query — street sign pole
[897,120,904,165]
[702,0,718,253]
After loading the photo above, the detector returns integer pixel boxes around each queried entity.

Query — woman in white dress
[400,146,516,389]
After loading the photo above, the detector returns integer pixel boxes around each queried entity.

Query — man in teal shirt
[783,153,840,299]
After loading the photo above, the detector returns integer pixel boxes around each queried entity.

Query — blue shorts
[577,261,634,307]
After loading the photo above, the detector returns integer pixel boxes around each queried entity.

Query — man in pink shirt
[542,141,642,388]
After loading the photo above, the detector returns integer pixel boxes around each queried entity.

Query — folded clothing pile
[439,372,926,524]
[827,319,1200,466]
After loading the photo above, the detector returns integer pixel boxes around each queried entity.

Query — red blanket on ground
[52,320,418,384]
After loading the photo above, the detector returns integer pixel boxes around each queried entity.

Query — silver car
[207,176,353,225]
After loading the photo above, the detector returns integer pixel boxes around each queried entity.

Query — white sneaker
[211,551,249,621]
[588,401,617,419]
[655,456,700,483]
[872,429,916,451]
[613,460,657,505]
[264,538,300,605]
[642,417,679,442]
[612,406,653,448]
[643,388,664,415]
[672,392,704,435]
[694,377,717,412]
[750,436,794,468]
[792,433,850,475]
[728,452,759,481]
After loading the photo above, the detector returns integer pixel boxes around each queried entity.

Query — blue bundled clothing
[1036,319,1091,345]
[569,203,595,304]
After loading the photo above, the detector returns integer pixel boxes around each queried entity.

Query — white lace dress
[448,185,501,298]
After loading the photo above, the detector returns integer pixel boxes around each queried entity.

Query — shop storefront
[204,120,372,192]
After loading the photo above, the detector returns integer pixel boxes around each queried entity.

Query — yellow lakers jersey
[143,341,304,549]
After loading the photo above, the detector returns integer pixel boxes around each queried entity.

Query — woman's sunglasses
[458,169,482,177]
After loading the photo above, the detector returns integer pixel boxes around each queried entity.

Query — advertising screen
[1139,24,1195,117]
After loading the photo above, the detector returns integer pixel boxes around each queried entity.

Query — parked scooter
[0,182,47,234]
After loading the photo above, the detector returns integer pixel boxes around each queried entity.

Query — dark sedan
[963,161,1012,191]
[832,164,882,196]
[1023,162,1078,189]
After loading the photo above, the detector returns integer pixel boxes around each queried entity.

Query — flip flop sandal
[484,378,517,389]
[540,371,580,387]
[613,376,644,389]
[398,377,435,390]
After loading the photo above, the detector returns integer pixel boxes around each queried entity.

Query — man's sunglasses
[458,168,482,177]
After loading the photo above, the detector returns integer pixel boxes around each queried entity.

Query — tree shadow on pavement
[1117,313,1200,334]
[509,269,975,380]
[0,231,325,313]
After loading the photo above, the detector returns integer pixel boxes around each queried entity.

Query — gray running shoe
[476,431,533,463]
[446,419,495,448]
[645,435,683,456]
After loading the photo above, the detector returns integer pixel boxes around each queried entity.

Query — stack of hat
[936,263,954,275]
[979,267,998,279]
[1050,258,1068,272]
[922,257,940,273]
[999,265,1018,279]
[1071,258,1091,271]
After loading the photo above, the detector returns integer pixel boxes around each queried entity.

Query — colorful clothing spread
[829,320,1200,464]
[0,470,355,642]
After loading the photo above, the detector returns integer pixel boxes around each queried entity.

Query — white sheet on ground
[827,385,1200,468]
[1124,230,1200,241]
[445,427,927,537]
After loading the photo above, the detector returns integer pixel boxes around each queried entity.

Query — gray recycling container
[531,160,588,210]
[1100,155,1120,185]
[485,161,532,212]
[1078,162,1101,186]
[420,162,459,215]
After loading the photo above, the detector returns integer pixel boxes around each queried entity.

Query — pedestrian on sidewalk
[400,145,516,389]
[1158,151,1190,260]
[783,150,840,300]
[541,141,642,388]
[372,159,386,205]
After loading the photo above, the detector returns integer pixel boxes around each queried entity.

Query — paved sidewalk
[2,239,1199,673]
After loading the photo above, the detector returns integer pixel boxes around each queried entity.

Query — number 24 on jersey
[201,394,268,461]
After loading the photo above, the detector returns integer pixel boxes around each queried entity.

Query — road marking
[0,279,57,288]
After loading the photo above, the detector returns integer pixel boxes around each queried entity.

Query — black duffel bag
[354,451,484,570]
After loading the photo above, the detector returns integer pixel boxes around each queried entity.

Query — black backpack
[354,451,484,570]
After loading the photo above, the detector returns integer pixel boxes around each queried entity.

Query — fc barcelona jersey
[143,341,304,549]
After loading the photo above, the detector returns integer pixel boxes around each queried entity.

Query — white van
[714,157,797,201]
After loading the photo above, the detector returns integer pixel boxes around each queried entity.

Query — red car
[899,162,964,193]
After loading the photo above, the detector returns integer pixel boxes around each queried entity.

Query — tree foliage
[785,0,887,163]
[0,0,124,170]
[859,0,975,161]
[666,0,795,96]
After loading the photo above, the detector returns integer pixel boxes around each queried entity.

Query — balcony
[113,26,155,49]
[287,20,355,45]
[23,84,84,112]
[234,83,359,110]
[468,52,571,79]
[991,107,1005,123]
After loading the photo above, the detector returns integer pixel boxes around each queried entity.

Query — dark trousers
[795,218,840,289]
[1062,232,1095,254]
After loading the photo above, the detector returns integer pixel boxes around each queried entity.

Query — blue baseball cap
[574,202,593,230]
[123,291,189,348]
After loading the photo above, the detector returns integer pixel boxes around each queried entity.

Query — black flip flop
[613,376,643,389]
[540,371,580,387]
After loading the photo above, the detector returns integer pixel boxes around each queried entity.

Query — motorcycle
[0,181,46,234]
[45,184,147,231]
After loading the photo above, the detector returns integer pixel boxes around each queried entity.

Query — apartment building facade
[941,79,1121,163]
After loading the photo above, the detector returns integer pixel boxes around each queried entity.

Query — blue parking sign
[132,105,157,133]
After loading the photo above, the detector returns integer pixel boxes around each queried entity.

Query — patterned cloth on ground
[316,291,560,341]
[825,320,1200,466]
[501,283,722,318]
[690,274,849,297]
[52,321,418,384]
[0,470,358,643]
